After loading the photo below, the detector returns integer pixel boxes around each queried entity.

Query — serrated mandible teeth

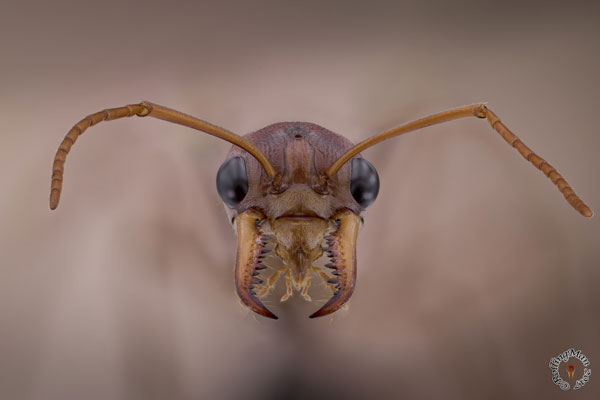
[310,210,360,319]
[234,209,278,319]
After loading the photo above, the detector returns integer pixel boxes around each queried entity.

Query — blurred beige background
[1,0,599,399]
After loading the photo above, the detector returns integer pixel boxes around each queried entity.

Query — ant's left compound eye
[216,157,249,207]
[350,158,379,208]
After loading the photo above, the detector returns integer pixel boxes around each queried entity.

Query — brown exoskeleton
[49,102,593,319]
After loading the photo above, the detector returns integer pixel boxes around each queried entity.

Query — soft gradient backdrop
[1,1,599,399]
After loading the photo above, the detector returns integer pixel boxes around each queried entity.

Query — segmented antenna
[50,101,277,210]
[325,104,592,218]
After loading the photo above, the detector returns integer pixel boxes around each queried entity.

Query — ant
[49,101,592,319]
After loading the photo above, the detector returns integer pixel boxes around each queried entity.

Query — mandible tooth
[256,265,267,270]
[327,278,339,284]
[324,263,336,269]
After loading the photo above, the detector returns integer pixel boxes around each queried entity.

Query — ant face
[217,122,379,318]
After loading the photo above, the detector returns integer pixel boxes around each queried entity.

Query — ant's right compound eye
[216,157,249,207]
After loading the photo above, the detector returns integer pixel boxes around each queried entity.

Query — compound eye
[216,157,249,207]
[350,158,379,208]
